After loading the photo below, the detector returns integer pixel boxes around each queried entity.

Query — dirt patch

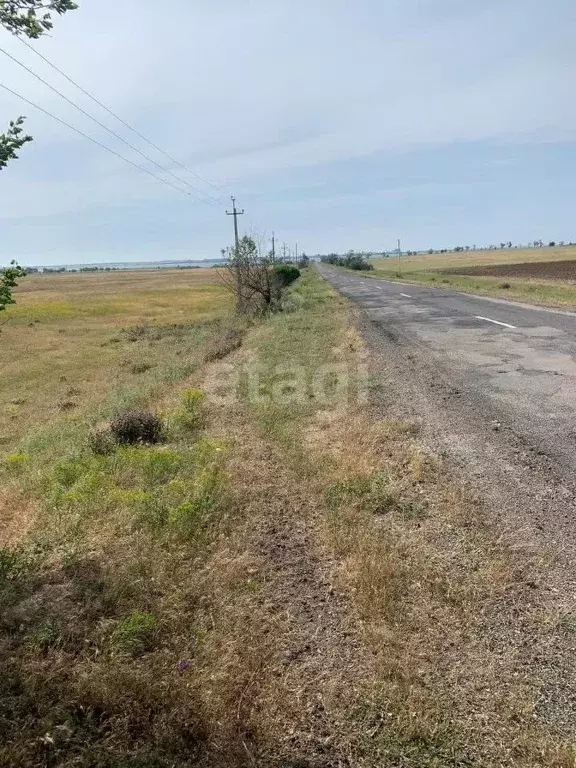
[441,259,576,280]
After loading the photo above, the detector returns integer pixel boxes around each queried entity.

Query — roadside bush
[274,264,301,287]
[110,410,163,445]
[320,252,373,271]
[499,282,511,290]
[345,254,373,271]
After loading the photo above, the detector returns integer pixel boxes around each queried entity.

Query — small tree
[0,261,26,312]
[219,236,284,314]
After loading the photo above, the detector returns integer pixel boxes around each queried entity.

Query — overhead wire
[0,44,221,205]
[0,81,206,200]
[16,36,227,197]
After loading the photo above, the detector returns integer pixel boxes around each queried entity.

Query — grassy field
[1,267,575,765]
[369,245,576,307]
[1,269,231,451]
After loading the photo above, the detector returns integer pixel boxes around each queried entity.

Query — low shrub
[110,410,163,445]
[499,282,511,289]
[274,264,301,287]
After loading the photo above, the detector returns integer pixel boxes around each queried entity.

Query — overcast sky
[0,0,575,266]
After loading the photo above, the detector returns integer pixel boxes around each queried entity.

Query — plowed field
[442,259,576,280]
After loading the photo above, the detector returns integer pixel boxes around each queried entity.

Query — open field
[368,245,576,308]
[1,269,231,451]
[373,244,576,273]
[2,267,576,765]
[442,259,576,280]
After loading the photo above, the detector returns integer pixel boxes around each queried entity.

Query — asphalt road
[318,264,576,554]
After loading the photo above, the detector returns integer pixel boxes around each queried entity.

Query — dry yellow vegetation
[372,244,576,273]
[1,268,230,449]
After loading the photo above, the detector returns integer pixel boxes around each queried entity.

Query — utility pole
[271,232,276,261]
[226,196,245,308]
[295,243,298,262]
[397,238,401,271]
[226,196,244,253]
[282,243,287,262]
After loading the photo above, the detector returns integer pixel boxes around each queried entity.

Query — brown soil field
[441,259,576,281]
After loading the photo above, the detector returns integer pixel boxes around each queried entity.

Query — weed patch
[109,610,157,656]
[325,470,397,516]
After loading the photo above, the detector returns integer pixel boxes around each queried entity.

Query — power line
[16,36,226,197]
[0,44,220,205]
[0,82,209,200]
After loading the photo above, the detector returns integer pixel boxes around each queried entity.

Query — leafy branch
[0,261,26,312]
[0,0,78,38]
[0,116,33,170]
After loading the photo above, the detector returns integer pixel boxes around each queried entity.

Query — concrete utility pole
[397,238,401,271]
[226,196,244,253]
[271,232,276,260]
[226,196,245,308]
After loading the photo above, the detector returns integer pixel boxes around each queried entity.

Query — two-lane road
[319,264,576,550]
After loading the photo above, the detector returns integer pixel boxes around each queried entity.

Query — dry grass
[371,244,576,273]
[3,267,576,765]
[1,269,231,450]
[200,269,576,766]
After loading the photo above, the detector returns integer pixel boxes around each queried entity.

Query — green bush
[274,264,301,286]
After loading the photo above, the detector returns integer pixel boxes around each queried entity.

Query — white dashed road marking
[400,293,411,298]
[475,316,516,329]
